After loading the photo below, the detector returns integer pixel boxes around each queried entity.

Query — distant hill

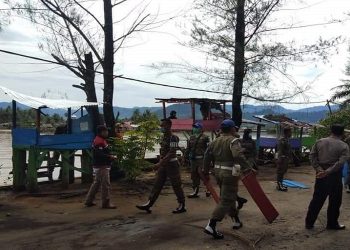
[0,102,339,123]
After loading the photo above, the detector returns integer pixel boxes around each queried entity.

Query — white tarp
[0,86,99,109]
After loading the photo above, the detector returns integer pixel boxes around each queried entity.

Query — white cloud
[0,0,350,109]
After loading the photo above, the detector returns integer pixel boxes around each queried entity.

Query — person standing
[136,118,186,214]
[305,124,350,230]
[235,128,258,209]
[187,122,210,198]
[169,110,177,119]
[202,119,252,239]
[85,125,117,209]
[343,135,350,193]
[241,129,257,170]
[276,127,292,191]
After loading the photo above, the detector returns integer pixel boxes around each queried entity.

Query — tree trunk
[232,0,245,128]
[103,0,116,136]
[84,52,101,133]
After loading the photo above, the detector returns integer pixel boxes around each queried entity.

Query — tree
[155,0,342,126]
[0,4,10,31]
[331,46,350,108]
[6,0,159,134]
[130,109,159,123]
[130,109,142,123]
[315,108,350,139]
[110,115,160,181]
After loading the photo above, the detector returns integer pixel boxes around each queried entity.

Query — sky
[0,0,350,110]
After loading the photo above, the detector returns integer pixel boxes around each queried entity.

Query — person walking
[276,127,292,191]
[343,135,350,193]
[202,119,253,239]
[85,125,117,209]
[187,122,210,198]
[136,118,186,214]
[305,124,350,230]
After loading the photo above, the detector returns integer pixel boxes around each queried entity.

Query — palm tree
[331,82,350,108]
[331,48,350,108]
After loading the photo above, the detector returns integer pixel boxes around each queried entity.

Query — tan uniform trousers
[276,157,289,182]
[149,161,185,204]
[190,159,203,188]
[211,168,239,221]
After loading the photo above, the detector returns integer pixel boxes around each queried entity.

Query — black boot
[237,196,248,210]
[232,215,243,230]
[205,190,211,197]
[136,200,153,213]
[346,185,350,193]
[188,186,199,198]
[276,181,288,192]
[172,202,187,214]
[102,200,117,209]
[204,219,224,239]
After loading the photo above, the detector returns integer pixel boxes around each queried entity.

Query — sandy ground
[1,165,350,250]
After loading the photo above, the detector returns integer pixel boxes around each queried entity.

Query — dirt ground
[0,165,350,250]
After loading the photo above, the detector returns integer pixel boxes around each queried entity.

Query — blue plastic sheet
[343,161,349,178]
[282,179,309,189]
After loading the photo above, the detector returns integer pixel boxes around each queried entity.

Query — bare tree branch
[51,54,83,78]
[73,0,104,30]
[40,0,103,65]
[112,0,127,8]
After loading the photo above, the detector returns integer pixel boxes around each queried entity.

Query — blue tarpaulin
[282,179,309,189]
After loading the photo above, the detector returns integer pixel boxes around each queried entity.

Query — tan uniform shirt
[203,133,251,173]
[240,138,257,159]
[159,132,179,161]
[310,136,350,173]
[188,133,210,159]
[277,137,292,159]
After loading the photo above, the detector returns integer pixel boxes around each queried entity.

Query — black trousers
[305,171,343,227]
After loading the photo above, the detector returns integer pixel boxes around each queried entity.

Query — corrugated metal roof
[0,86,99,109]
[155,98,231,103]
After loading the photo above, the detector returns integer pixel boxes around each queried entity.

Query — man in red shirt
[85,125,117,209]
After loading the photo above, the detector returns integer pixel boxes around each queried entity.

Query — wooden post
[27,147,39,193]
[81,149,93,183]
[12,148,26,191]
[61,151,70,189]
[257,125,262,141]
[191,100,196,124]
[36,108,41,133]
[162,101,166,119]
[223,102,226,118]
[12,100,17,128]
[209,102,212,120]
[69,151,75,184]
[299,127,304,151]
[67,108,72,134]
[80,107,84,117]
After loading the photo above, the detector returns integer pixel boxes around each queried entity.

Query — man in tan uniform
[276,127,292,191]
[202,119,252,239]
[187,122,210,198]
[136,118,186,214]
[305,124,350,230]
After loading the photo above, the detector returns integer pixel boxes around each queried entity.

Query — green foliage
[0,107,64,128]
[109,115,161,181]
[315,108,350,139]
[130,109,158,123]
[331,45,350,108]
[129,118,161,159]
[109,136,147,182]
